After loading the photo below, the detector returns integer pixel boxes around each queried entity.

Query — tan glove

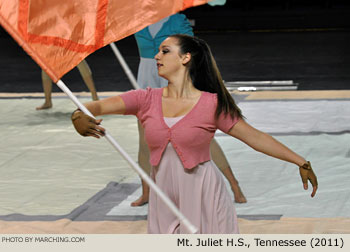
[71,109,105,138]
[299,161,318,197]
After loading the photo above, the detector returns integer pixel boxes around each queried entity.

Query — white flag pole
[109,42,140,90]
[56,79,197,234]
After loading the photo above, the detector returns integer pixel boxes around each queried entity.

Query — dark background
[0,0,349,92]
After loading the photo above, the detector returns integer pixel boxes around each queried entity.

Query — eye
[162,49,169,54]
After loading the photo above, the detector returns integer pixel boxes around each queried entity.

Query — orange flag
[0,0,210,83]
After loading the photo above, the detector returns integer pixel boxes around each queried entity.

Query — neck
[165,73,199,99]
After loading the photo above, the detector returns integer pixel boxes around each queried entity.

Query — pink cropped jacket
[120,88,240,169]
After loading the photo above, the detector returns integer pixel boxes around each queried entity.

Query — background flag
[0,0,210,82]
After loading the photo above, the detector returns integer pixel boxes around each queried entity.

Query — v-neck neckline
[159,88,204,130]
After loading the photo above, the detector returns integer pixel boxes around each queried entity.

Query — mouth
[157,63,163,69]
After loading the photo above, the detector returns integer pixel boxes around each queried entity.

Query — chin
[158,72,166,79]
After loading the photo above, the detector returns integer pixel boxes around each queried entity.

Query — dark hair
[169,34,242,120]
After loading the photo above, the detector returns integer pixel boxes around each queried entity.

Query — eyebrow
[159,45,170,50]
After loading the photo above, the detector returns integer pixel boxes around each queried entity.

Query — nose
[154,51,160,60]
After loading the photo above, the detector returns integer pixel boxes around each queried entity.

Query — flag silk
[0,0,210,82]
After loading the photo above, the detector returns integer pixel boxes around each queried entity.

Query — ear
[182,52,191,65]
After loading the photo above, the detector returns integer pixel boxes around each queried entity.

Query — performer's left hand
[299,161,318,197]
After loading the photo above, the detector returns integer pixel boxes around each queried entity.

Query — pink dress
[147,115,239,234]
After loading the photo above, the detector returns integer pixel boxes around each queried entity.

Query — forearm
[252,132,306,166]
[81,96,126,116]
[229,119,306,167]
[83,100,102,116]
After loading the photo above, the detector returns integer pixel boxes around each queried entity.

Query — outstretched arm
[228,119,318,197]
[83,95,126,116]
[71,95,126,138]
[229,119,306,166]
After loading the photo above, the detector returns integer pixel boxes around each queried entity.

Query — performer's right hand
[71,110,105,138]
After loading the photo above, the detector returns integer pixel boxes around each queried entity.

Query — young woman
[71,34,318,233]
[133,13,246,206]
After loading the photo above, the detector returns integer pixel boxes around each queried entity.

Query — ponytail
[169,34,242,120]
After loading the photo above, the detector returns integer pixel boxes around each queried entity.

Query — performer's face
[155,37,190,79]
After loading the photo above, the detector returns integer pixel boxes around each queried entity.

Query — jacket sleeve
[213,94,240,133]
[119,88,150,116]
[216,112,240,133]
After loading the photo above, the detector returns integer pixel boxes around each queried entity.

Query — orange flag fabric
[0,0,210,83]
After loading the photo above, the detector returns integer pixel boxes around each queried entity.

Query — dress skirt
[147,116,239,234]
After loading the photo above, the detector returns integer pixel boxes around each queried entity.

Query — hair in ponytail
[169,34,242,120]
